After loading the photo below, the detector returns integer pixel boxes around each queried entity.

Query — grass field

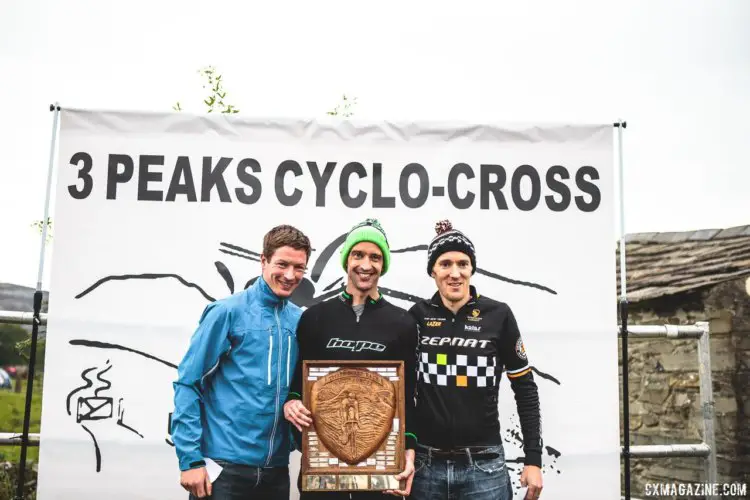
[0,378,43,465]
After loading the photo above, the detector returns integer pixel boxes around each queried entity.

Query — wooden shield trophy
[301,360,406,492]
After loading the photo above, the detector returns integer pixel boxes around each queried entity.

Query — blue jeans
[411,444,513,500]
[189,461,289,500]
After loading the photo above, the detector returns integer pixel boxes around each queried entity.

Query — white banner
[38,109,619,499]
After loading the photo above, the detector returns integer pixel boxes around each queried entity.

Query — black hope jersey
[288,291,420,449]
[409,286,543,467]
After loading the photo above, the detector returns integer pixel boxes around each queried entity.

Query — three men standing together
[172,219,543,500]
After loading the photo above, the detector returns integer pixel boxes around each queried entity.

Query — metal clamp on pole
[0,433,40,447]
[625,443,711,458]
[0,311,48,326]
[618,325,704,339]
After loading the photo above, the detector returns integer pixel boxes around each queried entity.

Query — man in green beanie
[284,218,419,499]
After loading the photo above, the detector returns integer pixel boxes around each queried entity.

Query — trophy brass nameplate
[301,360,406,492]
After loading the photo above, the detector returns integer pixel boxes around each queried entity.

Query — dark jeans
[189,461,289,500]
[411,444,513,500]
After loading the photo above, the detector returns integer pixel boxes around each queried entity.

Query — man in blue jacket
[172,225,311,499]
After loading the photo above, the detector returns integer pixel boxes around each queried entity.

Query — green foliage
[0,376,43,499]
[0,325,27,366]
[0,381,42,500]
[30,217,53,242]
[0,463,37,500]
[173,66,240,114]
[172,67,359,119]
[13,337,45,373]
[0,466,37,500]
[0,385,42,464]
[327,94,358,117]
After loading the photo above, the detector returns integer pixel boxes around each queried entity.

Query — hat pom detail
[435,220,453,235]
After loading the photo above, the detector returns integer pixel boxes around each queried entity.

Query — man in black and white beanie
[410,219,544,500]
[426,219,477,276]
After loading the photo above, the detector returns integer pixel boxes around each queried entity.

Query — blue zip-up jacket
[172,277,301,471]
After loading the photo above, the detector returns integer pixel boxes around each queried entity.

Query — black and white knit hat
[426,220,476,275]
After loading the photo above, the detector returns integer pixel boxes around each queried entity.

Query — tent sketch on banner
[37,109,618,500]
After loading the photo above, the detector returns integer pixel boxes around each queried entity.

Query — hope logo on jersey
[326,337,386,352]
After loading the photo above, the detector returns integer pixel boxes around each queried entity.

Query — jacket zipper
[265,305,283,466]
[267,334,273,385]
[286,334,291,387]
[353,300,362,323]
[200,356,223,390]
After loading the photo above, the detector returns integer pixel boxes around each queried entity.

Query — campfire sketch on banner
[65,360,145,472]
[69,233,563,476]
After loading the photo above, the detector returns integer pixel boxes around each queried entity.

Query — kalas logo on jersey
[464,324,481,333]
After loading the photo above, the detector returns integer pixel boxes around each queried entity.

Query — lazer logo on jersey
[420,336,490,348]
[326,337,386,352]
[426,320,443,327]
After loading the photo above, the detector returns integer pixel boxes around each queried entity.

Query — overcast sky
[1,0,749,288]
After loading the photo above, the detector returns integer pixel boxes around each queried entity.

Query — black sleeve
[407,304,420,324]
[402,314,420,450]
[288,308,314,402]
[499,307,543,468]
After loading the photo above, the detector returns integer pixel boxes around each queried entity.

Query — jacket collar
[429,285,479,311]
[339,288,385,308]
[251,276,287,309]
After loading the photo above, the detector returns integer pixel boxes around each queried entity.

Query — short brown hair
[262,225,312,261]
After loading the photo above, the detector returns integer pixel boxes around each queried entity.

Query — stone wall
[619,277,750,498]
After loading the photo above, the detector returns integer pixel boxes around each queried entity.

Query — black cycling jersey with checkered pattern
[408,286,543,468]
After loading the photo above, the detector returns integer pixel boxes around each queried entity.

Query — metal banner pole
[15,103,60,500]
[615,119,630,500]
[696,321,718,499]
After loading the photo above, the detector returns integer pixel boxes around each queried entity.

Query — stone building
[617,224,750,497]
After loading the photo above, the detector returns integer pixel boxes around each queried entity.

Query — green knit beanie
[340,218,391,275]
